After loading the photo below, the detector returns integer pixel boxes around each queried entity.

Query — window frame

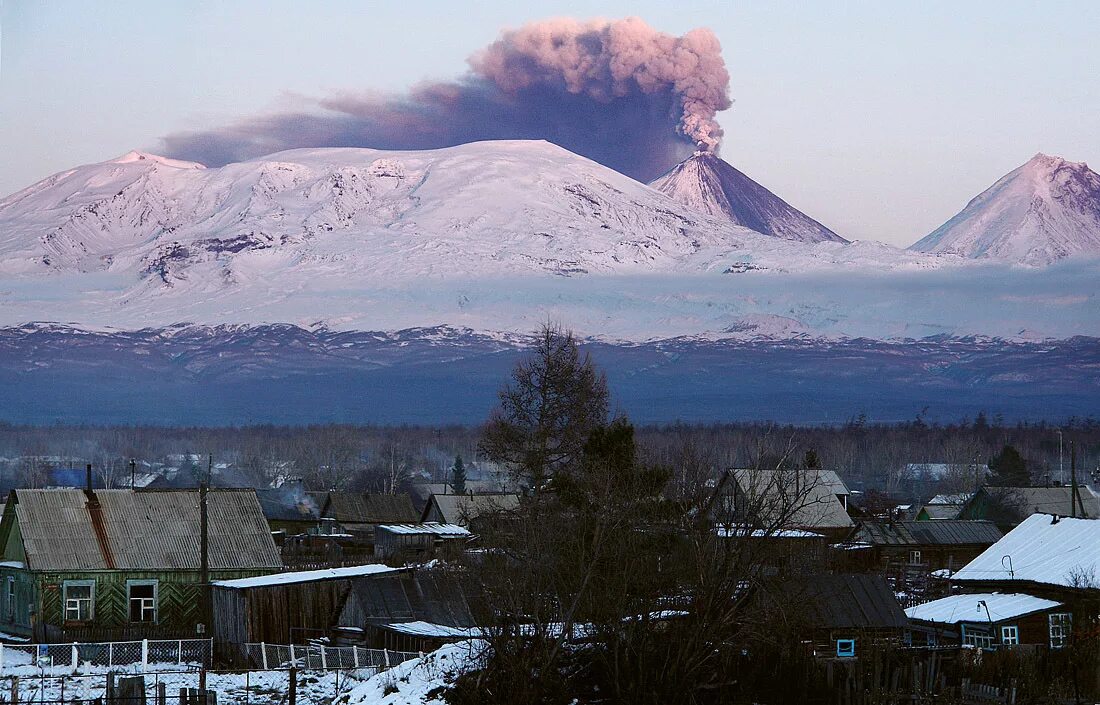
[908,549,922,565]
[62,580,96,623]
[1000,625,1019,645]
[1049,612,1072,649]
[836,639,856,658]
[126,580,159,624]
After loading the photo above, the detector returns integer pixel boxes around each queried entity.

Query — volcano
[647,152,846,243]
[911,153,1100,265]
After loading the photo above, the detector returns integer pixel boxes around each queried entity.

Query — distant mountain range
[0,141,1096,423]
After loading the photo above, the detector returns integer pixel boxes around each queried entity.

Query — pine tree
[989,445,1029,487]
[452,454,467,495]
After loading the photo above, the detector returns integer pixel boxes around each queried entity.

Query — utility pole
[1056,429,1064,486]
[129,458,136,490]
[199,462,211,639]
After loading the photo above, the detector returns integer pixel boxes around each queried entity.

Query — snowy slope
[648,152,846,243]
[911,154,1100,265]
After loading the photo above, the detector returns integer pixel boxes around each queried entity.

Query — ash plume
[160,17,731,182]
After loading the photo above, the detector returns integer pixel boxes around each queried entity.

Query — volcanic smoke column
[471,17,731,153]
[160,18,732,181]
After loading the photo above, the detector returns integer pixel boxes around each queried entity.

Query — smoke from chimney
[160,17,731,182]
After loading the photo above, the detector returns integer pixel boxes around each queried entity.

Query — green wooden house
[0,488,282,643]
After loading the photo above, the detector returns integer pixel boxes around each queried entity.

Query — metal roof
[213,563,402,589]
[7,488,281,572]
[723,468,854,530]
[916,504,964,520]
[906,593,1062,624]
[255,488,321,522]
[953,513,1100,589]
[856,520,1002,546]
[980,486,1100,520]
[339,569,477,628]
[378,523,470,536]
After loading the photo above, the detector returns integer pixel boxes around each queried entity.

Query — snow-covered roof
[906,593,1062,624]
[715,526,824,539]
[928,493,972,506]
[378,522,471,536]
[381,621,481,638]
[212,563,402,589]
[953,513,1100,589]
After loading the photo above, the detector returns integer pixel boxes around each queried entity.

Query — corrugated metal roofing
[906,593,1062,624]
[12,488,281,572]
[987,486,1100,519]
[857,520,1002,546]
[953,513,1100,589]
[213,563,402,589]
[341,569,476,628]
[378,523,470,536]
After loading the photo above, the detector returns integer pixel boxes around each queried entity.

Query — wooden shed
[211,563,405,662]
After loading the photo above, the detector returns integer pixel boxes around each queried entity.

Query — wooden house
[914,493,973,521]
[708,467,854,540]
[958,486,1100,529]
[420,493,520,530]
[315,492,419,542]
[255,486,322,536]
[852,520,1002,574]
[211,563,405,662]
[0,488,281,642]
[906,593,1066,648]
[335,567,479,653]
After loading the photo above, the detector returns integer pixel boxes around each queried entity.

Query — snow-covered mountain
[647,152,845,243]
[0,140,787,282]
[911,153,1100,265]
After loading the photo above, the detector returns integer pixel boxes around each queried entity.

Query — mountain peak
[110,150,206,170]
[648,152,846,243]
[911,154,1100,265]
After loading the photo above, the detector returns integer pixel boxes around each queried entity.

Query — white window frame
[62,580,95,622]
[909,549,922,565]
[961,624,994,649]
[1000,625,1018,645]
[126,580,158,624]
[1049,613,1072,649]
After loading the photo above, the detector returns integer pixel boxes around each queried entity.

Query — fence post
[10,675,17,704]
[260,642,268,670]
[320,644,327,671]
[0,642,4,672]
[178,639,183,666]
[289,643,296,667]
[72,642,78,672]
[108,642,114,669]
[352,646,359,669]
[384,648,390,669]
[288,667,297,705]
[142,639,149,669]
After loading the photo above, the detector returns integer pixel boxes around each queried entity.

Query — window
[836,639,856,658]
[127,581,157,623]
[1000,625,1019,645]
[962,625,994,648]
[1050,613,1072,649]
[909,550,922,565]
[63,581,95,622]
[927,631,938,647]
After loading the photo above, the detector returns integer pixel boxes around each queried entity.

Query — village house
[914,493,973,521]
[255,486,322,536]
[314,492,420,542]
[906,593,1066,648]
[851,520,1003,575]
[420,493,520,530]
[708,467,854,539]
[0,487,281,642]
[958,485,1100,528]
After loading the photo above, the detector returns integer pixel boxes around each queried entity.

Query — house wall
[212,578,354,652]
[875,545,989,572]
[0,568,270,642]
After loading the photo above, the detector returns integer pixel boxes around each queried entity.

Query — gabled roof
[319,493,419,525]
[856,520,1002,547]
[906,593,1062,624]
[339,568,477,628]
[784,574,908,630]
[717,468,853,530]
[422,494,521,526]
[378,523,471,537]
[255,488,322,522]
[963,485,1100,521]
[953,513,1100,590]
[817,470,850,496]
[928,493,973,506]
[0,488,281,572]
[916,504,964,520]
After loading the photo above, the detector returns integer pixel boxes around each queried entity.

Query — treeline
[0,410,1096,499]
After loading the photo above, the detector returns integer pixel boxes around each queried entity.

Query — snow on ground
[337,641,485,705]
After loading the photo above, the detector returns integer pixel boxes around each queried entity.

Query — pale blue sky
[1,0,1097,245]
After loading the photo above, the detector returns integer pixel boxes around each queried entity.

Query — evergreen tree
[452,454,467,494]
[989,445,1029,487]
[803,449,820,470]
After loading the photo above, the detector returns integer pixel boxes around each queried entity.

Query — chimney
[85,463,93,495]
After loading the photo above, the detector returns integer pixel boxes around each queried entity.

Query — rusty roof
[4,488,281,572]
